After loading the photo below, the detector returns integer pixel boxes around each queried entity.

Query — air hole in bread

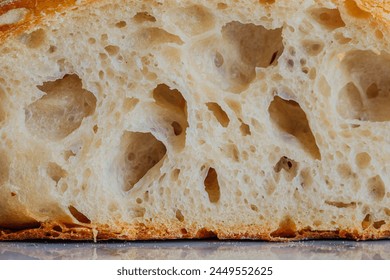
[344,0,370,19]
[114,20,127,28]
[239,122,251,136]
[224,143,240,162]
[334,32,351,44]
[153,84,188,144]
[287,59,294,68]
[104,45,120,56]
[362,213,372,229]
[83,168,92,180]
[56,58,66,72]
[337,82,362,120]
[88,37,96,44]
[134,207,146,218]
[25,74,97,141]
[0,219,41,230]
[367,175,385,201]
[259,0,275,4]
[175,209,185,222]
[171,169,180,181]
[268,96,321,159]
[68,205,91,224]
[308,68,317,80]
[373,220,386,230]
[133,28,183,47]
[63,150,76,161]
[214,51,224,68]
[220,21,284,92]
[47,162,67,184]
[123,97,139,112]
[204,167,221,203]
[270,216,297,238]
[302,40,324,56]
[143,192,150,202]
[109,203,119,212]
[225,98,241,116]
[299,168,313,188]
[217,3,228,9]
[121,131,167,191]
[98,70,105,80]
[92,125,98,134]
[288,47,296,56]
[23,28,46,49]
[375,29,384,40]
[265,180,276,195]
[101,33,108,42]
[168,5,214,36]
[189,22,283,92]
[271,74,283,83]
[366,83,379,99]
[52,225,63,232]
[99,52,108,61]
[301,67,309,75]
[206,102,230,127]
[133,12,156,23]
[158,173,166,183]
[338,51,390,122]
[242,174,251,183]
[171,121,183,136]
[153,84,186,112]
[196,227,217,238]
[336,163,354,179]
[274,156,298,181]
[325,201,356,208]
[309,8,345,30]
[48,45,57,53]
[355,152,371,169]
[59,182,68,193]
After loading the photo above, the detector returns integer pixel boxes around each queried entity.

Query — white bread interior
[1,0,390,240]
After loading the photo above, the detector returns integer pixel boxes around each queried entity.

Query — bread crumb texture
[1,0,390,241]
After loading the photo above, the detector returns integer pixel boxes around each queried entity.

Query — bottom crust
[1,222,389,241]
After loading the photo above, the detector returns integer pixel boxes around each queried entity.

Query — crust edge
[1,222,389,241]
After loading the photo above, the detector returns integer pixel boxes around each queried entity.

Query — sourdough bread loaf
[0,0,390,241]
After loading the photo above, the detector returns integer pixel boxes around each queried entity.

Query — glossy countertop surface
[1,240,389,260]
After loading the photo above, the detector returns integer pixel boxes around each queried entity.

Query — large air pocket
[25,74,97,141]
[269,96,321,159]
[121,131,167,191]
[337,51,390,122]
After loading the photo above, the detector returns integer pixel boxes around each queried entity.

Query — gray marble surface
[0,240,389,260]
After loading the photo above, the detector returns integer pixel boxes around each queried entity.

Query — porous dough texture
[1,0,390,241]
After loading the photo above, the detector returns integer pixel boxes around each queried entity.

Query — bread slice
[1,0,390,241]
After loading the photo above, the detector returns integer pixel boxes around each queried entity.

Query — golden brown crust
[0,0,98,41]
[350,0,390,32]
[1,222,389,241]
[358,0,390,17]
[0,0,389,43]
